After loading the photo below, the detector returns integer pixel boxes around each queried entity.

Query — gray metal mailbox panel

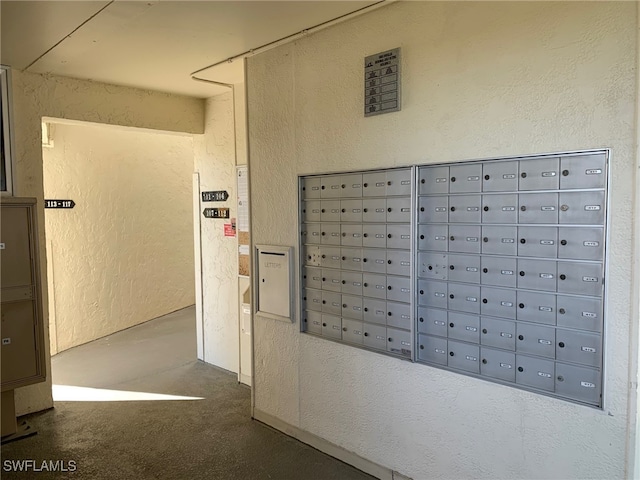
[481,348,516,382]
[518,193,559,224]
[517,226,558,258]
[482,160,519,192]
[386,169,412,196]
[321,223,342,245]
[363,322,387,350]
[480,286,516,319]
[341,199,363,223]
[387,196,412,223]
[362,224,387,248]
[305,288,323,312]
[556,262,603,297]
[362,248,387,274]
[418,196,449,223]
[387,301,412,330]
[449,225,481,253]
[341,224,363,247]
[449,254,481,284]
[341,294,363,320]
[341,271,363,296]
[387,250,411,276]
[516,323,556,358]
[321,200,341,222]
[418,252,449,281]
[304,223,322,245]
[450,163,483,193]
[363,297,387,324]
[557,227,604,261]
[418,280,448,308]
[518,157,560,190]
[559,154,606,190]
[387,224,411,250]
[322,246,342,268]
[556,329,601,368]
[342,318,364,345]
[555,363,601,405]
[481,256,517,288]
[418,166,449,195]
[449,195,482,223]
[363,273,388,300]
[481,226,518,256]
[321,291,342,316]
[516,290,557,325]
[362,198,387,223]
[447,312,480,343]
[448,283,481,314]
[482,194,518,224]
[305,310,323,334]
[340,247,362,271]
[418,307,448,337]
[559,191,605,225]
[302,177,322,199]
[387,276,411,303]
[303,201,322,222]
[516,355,555,391]
[447,341,480,373]
[362,171,387,197]
[556,295,603,332]
[304,267,322,290]
[517,258,557,292]
[341,173,364,198]
[387,327,412,357]
[322,268,342,292]
[418,224,449,252]
[418,334,448,365]
[321,175,343,198]
[322,314,343,339]
[480,317,516,350]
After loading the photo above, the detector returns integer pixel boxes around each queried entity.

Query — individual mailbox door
[419,196,448,223]
[447,312,480,343]
[418,280,448,309]
[363,322,387,350]
[560,154,606,190]
[516,291,556,325]
[0,302,38,383]
[482,194,518,224]
[362,248,387,274]
[516,355,555,391]
[386,250,411,276]
[559,191,605,225]
[387,224,411,250]
[341,173,363,198]
[303,201,321,222]
[481,348,516,382]
[447,340,480,373]
[555,363,601,405]
[387,328,412,357]
[418,252,448,281]
[305,289,323,312]
[481,226,517,256]
[519,157,560,190]
[557,227,604,261]
[516,323,555,358]
[480,256,516,288]
[303,223,322,245]
[362,198,387,223]
[418,224,449,252]
[341,294,363,320]
[480,286,516,319]
[517,226,558,258]
[450,164,482,193]
[517,259,557,292]
[418,334,448,365]
[448,284,481,314]
[448,225,481,254]
[363,273,387,299]
[387,301,411,330]
[340,199,363,223]
[321,268,342,292]
[482,161,519,192]
[387,276,411,303]
[341,224,362,247]
[340,247,362,271]
[303,245,321,267]
[341,271,363,296]
[386,169,412,196]
[321,314,342,339]
[480,317,516,350]
[449,195,482,223]
[556,295,602,332]
[362,224,387,248]
[302,177,321,199]
[362,171,387,197]
[387,196,411,223]
[556,330,601,368]
[518,193,559,224]
[322,291,342,315]
[321,176,343,198]
[363,297,387,324]
[418,307,448,337]
[321,223,341,245]
[305,310,323,334]
[322,247,342,268]
[320,200,341,222]
[556,262,602,297]
[304,267,322,290]
[448,254,480,284]
[418,166,449,195]
[342,318,364,345]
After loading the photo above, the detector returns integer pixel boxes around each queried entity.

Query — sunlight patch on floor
[52,385,204,402]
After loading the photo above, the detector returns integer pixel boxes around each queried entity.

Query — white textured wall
[42,121,194,354]
[247,2,638,479]
[11,70,204,415]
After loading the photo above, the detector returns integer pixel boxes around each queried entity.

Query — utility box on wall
[255,245,294,321]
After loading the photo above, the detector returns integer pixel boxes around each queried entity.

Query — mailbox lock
[449,351,455,356]
[388,311,392,316]
[484,174,490,180]
[387,286,392,290]
[518,335,524,340]
[482,328,487,334]
[521,172,527,178]
[449,322,455,328]
[388,337,393,342]
[342,304,347,308]
[450,236,455,241]
[482,359,487,364]
[419,317,424,323]
[302,208,306,213]
[303,274,307,279]
[420,344,424,349]
[482,298,488,304]
[341,280,346,284]
[520,206,527,211]
[559,308,566,314]
[321,209,325,213]
[321,254,326,258]
[520,238,526,244]
[388,234,392,238]
[483,268,488,273]
[307,255,312,260]
[557,375,564,382]
[560,240,567,246]
[322,277,326,281]
[428,266,433,270]
[517,367,524,372]
[558,342,565,348]
[322,322,327,326]
[363,183,368,188]
[420,235,425,240]
[450,206,456,212]
[519,271,525,276]
[321,185,325,190]
[388,208,392,212]
[387,260,392,264]
[321,232,326,236]
[483,237,488,242]
[449,294,455,299]
[419,290,424,295]
[421,179,425,184]
[519,303,525,309]
[483,206,489,212]
[363,258,368,262]
[364,307,369,312]
[341,184,346,189]
[449,265,455,270]
[559,274,566,280]
[322,300,326,304]
[342,232,346,237]
[343,327,348,331]
[341,208,345,213]
[562,170,569,176]
[363,208,368,213]
[364,332,369,337]
[387,181,392,186]
[342,256,346,260]
[451,176,456,182]
[363,283,368,287]
[363,233,368,238]
[560,204,569,211]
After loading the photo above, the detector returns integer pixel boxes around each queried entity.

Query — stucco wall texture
[247,2,638,479]
[42,122,195,354]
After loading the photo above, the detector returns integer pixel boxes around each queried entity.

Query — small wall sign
[45,199,75,209]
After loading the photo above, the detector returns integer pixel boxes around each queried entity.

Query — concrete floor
[1,307,374,479]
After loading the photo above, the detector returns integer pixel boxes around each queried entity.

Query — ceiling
[1,0,382,98]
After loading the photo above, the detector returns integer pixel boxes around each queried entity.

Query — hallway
[1,308,373,479]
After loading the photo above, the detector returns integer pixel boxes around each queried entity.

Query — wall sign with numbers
[364,48,401,117]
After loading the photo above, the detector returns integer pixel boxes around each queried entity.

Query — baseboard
[239,373,251,386]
